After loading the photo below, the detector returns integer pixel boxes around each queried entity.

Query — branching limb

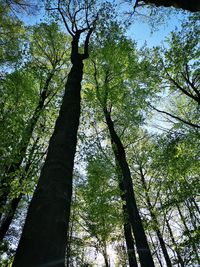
[149,104,200,129]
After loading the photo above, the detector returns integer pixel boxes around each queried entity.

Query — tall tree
[84,25,155,265]
[12,1,96,266]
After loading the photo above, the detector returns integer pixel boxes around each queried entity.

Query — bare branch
[166,71,200,105]
[57,0,74,36]
[150,104,200,129]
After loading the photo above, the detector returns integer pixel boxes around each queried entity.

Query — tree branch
[150,104,200,129]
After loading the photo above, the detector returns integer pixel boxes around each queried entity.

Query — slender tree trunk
[165,218,185,267]
[185,199,199,231]
[139,0,200,12]
[0,194,22,242]
[12,55,84,266]
[149,232,164,267]
[176,204,200,264]
[0,137,42,242]
[139,167,172,267]
[103,243,109,267]
[124,221,138,267]
[0,71,54,219]
[104,109,155,267]
[118,173,138,267]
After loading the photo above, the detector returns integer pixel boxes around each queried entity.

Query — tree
[133,0,200,12]
[12,1,97,266]
[0,22,70,243]
[83,24,156,266]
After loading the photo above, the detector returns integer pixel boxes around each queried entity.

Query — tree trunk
[165,218,185,267]
[139,167,172,267]
[124,221,138,267]
[0,193,22,242]
[176,204,200,264]
[12,56,84,267]
[103,243,110,267]
[149,232,164,267]
[0,71,54,219]
[118,172,138,267]
[140,0,200,12]
[0,137,41,242]
[104,109,155,267]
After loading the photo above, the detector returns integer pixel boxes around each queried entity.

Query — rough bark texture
[104,109,155,267]
[12,58,83,267]
[141,0,200,12]
[139,167,172,267]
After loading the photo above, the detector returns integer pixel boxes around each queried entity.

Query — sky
[18,0,189,49]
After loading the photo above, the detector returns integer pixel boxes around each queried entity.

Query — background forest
[0,0,199,266]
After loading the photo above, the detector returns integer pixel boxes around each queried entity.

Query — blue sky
[19,1,189,49]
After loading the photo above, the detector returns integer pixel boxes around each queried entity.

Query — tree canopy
[0,1,199,266]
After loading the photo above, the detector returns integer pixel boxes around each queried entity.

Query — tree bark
[104,109,155,267]
[12,49,84,267]
[140,0,200,12]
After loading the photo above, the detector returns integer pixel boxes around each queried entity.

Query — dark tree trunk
[104,109,155,267]
[118,172,138,267]
[12,52,84,266]
[0,193,22,241]
[103,243,110,267]
[0,71,54,219]
[124,221,138,267]
[0,137,41,242]
[140,0,200,12]
[139,167,172,267]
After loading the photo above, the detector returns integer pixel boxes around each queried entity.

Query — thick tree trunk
[12,58,83,267]
[139,167,172,267]
[140,0,200,12]
[104,109,155,267]
[0,71,54,219]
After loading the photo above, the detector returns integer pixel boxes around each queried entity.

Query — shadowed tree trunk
[165,218,185,267]
[93,62,154,266]
[0,70,55,220]
[118,172,138,267]
[0,136,43,242]
[176,204,200,264]
[103,108,155,267]
[139,167,172,267]
[12,27,93,267]
[102,242,110,267]
[124,221,138,267]
[136,0,200,12]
